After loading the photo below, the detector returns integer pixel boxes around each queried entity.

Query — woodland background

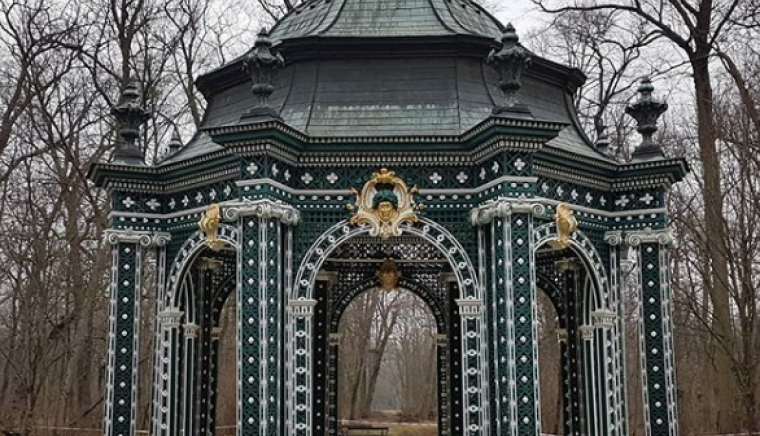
[0,0,758,434]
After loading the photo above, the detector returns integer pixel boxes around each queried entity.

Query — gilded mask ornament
[554,202,578,249]
[198,203,225,251]
[376,259,401,292]
[346,168,422,239]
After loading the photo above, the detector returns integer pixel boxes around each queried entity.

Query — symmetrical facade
[90,1,686,436]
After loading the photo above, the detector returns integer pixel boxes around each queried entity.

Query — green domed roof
[269,0,503,41]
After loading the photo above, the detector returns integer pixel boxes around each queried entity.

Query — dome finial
[625,77,668,159]
[242,27,285,119]
[487,23,532,115]
[111,79,150,165]
[595,126,611,156]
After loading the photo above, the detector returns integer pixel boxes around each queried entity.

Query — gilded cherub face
[376,200,398,222]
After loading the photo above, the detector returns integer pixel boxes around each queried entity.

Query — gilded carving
[346,168,422,239]
[198,203,225,251]
[554,202,578,248]
[376,259,400,292]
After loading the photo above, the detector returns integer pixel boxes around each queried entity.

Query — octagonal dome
[162,0,607,165]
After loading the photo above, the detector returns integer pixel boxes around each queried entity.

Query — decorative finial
[595,126,611,156]
[625,77,668,159]
[487,23,532,114]
[241,28,285,119]
[168,128,183,154]
[111,80,150,164]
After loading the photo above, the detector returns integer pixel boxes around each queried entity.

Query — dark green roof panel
[269,0,502,40]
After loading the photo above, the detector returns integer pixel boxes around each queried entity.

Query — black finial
[487,23,532,115]
[625,77,668,159]
[595,126,611,155]
[241,28,285,119]
[111,80,150,164]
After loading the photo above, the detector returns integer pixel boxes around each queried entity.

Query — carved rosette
[346,168,423,239]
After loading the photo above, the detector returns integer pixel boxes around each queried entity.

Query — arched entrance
[332,283,443,433]
[287,219,488,436]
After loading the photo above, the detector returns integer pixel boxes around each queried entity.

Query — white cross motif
[600,196,607,206]
[514,158,525,171]
[429,171,442,184]
[492,161,500,173]
[301,173,314,185]
[271,164,279,177]
[585,192,593,204]
[571,189,578,200]
[480,168,487,180]
[146,198,160,211]
[121,196,135,209]
[182,195,190,207]
[615,195,630,207]
[284,170,291,181]
[224,185,232,197]
[326,172,338,184]
[640,193,654,205]
[541,182,549,193]
[456,171,468,184]
[195,192,203,204]
[246,162,258,175]
[556,186,564,197]
[209,189,217,200]
[168,198,176,210]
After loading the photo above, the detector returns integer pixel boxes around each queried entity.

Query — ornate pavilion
[89,1,686,436]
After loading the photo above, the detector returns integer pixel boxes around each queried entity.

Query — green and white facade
[90,1,686,436]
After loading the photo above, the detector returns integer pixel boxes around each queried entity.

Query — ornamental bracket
[346,168,424,239]
[198,203,225,251]
[552,202,578,249]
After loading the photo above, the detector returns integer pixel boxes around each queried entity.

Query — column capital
[328,333,342,346]
[105,229,171,247]
[625,228,673,247]
[579,325,595,340]
[158,309,184,327]
[223,199,300,225]
[287,299,317,317]
[591,309,616,328]
[604,231,624,246]
[456,298,483,317]
[183,323,201,338]
[436,334,448,346]
[470,196,545,225]
[556,328,568,343]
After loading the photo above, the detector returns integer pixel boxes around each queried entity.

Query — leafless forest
[0,0,758,435]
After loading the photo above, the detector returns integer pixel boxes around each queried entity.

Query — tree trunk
[691,52,737,432]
